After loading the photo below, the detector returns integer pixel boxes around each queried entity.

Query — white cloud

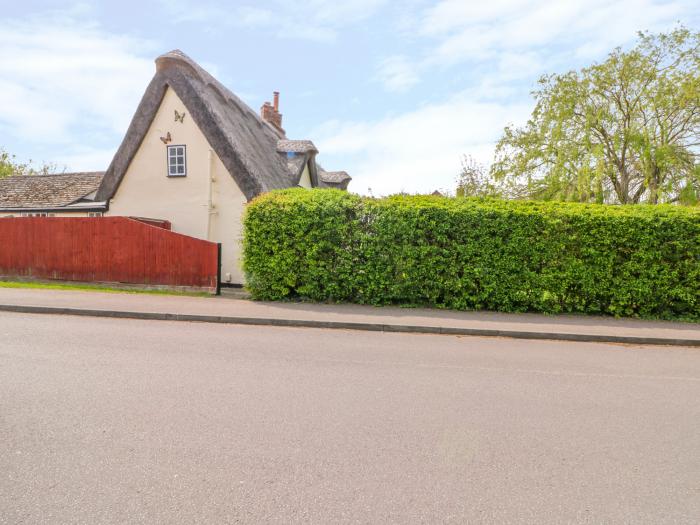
[0,13,156,170]
[305,0,388,24]
[421,0,533,32]
[421,0,690,66]
[385,0,694,91]
[314,91,531,195]
[54,146,120,173]
[236,6,275,27]
[376,55,421,92]
[158,0,388,42]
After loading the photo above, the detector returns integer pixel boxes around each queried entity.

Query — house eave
[0,202,108,214]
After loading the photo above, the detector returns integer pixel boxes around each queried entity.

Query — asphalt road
[1,312,699,524]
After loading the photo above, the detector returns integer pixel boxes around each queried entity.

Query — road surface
[1,312,699,523]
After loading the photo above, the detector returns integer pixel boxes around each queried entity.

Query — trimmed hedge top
[243,189,700,319]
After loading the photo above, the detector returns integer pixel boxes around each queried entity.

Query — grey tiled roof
[0,172,104,209]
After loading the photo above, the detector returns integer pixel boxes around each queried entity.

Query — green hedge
[243,189,700,319]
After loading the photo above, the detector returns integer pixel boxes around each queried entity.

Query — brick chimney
[260,91,284,133]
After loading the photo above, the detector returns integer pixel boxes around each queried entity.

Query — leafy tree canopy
[485,27,700,205]
[0,150,22,178]
[0,148,60,178]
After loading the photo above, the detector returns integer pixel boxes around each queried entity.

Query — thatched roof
[0,172,105,211]
[277,140,318,154]
[276,140,352,189]
[318,168,351,190]
[96,50,315,202]
[283,154,310,183]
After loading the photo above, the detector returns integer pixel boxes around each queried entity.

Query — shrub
[243,189,700,319]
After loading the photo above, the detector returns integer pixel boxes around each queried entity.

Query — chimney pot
[260,92,284,134]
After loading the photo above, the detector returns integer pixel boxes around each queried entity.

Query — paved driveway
[1,312,699,523]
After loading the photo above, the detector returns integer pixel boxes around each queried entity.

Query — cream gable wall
[107,87,247,284]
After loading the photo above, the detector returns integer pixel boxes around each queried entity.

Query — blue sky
[1,1,698,195]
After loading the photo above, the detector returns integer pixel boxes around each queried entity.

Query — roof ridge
[277,139,318,154]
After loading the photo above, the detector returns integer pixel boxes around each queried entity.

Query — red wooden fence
[0,217,220,292]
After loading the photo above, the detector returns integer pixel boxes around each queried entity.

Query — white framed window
[167,145,187,177]
[20,212,54,217]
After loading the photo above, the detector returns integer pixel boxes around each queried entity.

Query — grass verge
[0,280,212,297]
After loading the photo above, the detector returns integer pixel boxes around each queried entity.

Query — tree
[491,27,700,205]
[0,148,60,178]
[0,150,24,178]
[456,155,532,199]
[456,155,498,197]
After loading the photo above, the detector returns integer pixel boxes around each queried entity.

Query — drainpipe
[206,148,215,240]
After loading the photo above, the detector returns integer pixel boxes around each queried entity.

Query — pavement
[2,311,699,523]
[0,287,698,346]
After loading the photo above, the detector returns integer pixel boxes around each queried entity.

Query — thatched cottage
[0,50,350,284]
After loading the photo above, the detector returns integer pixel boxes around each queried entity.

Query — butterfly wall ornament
[160,132,172,144]
[174,110,186,123]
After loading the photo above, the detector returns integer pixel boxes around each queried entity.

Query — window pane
[167,146,186,176]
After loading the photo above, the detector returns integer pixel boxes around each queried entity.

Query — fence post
[216,243,222,296]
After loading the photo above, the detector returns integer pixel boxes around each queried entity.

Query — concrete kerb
[1,303,698,347]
